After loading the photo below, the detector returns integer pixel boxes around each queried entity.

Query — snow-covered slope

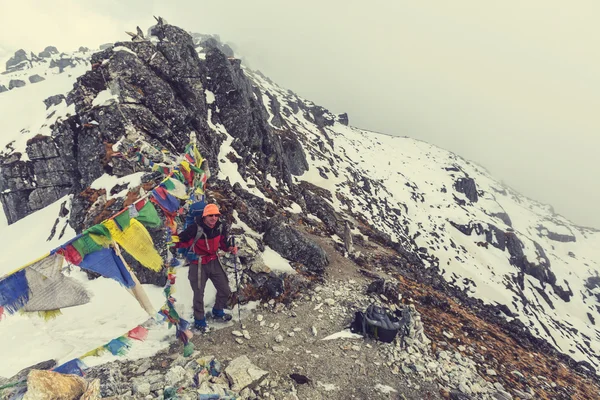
[0,32,598,381]
[245,70,600,372]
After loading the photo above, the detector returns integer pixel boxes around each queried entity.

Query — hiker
[175,203,238,332]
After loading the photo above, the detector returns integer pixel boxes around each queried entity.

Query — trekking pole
[231,236,242,326]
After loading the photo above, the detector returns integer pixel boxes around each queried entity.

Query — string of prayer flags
[79,247,135,288]
[0,270,29,314]
[104,219,163,272]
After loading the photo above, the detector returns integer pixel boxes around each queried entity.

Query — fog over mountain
[1,1,598,228]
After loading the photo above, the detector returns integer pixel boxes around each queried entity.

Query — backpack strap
[190,223,206,251]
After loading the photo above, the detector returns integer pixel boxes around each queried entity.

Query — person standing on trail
[175,203,238,332]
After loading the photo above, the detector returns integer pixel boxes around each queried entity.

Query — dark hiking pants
[188,258,231,320]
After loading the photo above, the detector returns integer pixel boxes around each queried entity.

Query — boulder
[225,355,268,392]
[263,216,329,274]
[29,74,46,83]
[9,79,26,89]
[23,369,88,400]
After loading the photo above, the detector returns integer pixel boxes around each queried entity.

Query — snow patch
[262,246,295,274]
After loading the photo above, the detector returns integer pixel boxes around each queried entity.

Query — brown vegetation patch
[394,274,599,399]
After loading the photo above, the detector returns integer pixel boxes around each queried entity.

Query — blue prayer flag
[79,248,135,288]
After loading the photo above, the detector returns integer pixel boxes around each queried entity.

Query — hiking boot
[193,318,209,333]
[209,309,233,322]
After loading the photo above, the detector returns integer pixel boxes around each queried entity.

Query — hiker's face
[204,214,219,228]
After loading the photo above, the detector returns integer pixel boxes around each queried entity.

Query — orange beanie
[202,203,221,217]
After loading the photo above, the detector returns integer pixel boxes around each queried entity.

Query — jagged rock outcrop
[201,37,235,58]
[38,46,59,58]
[203,43,299,188]
[5,49,29,72]
[263,215,329,274]
[49,57,76,73]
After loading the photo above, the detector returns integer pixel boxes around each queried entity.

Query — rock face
[0,135,72,224]
[263,216,329,274]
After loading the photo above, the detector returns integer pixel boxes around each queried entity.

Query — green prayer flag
[162,179,176,191]
[72,234,104,257]
[85,224,112,239]
[135,202,162,228]
[114,210,131,230]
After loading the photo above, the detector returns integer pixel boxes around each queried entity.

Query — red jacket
[175,220,229,264]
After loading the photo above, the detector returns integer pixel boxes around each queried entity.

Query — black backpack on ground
[351,304,411,344]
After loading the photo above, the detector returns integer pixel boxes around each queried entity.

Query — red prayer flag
[58,244,83,265]
[127,326,149,341]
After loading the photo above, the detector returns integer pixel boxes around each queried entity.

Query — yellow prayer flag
[193,145,203,169]
[103,219,163,272]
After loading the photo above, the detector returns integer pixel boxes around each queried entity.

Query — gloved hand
[227,246,238,255]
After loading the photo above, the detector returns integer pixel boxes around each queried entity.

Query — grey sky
[1,1,598,228]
